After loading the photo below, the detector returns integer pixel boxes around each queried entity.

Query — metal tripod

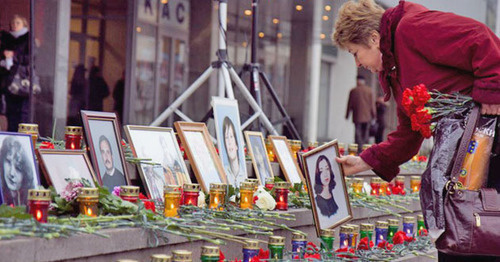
[150,0,278,136]
[239,0,302,145]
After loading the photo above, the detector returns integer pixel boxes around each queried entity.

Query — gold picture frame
[302,140,353,236]
[244,131,274,185]
[268,135,305,184]
[174,122,227,192]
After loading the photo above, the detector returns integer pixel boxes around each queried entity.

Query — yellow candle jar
[209,183,227,210]
[410,176,421,193]
[164,185,182,217]
[18,123,39,146]
[151,254,172,262]
[240,182,255,209]
[265,139,275,162]
[352,178,364,193]
[245,178,259,190]
[77,187,99,217]
[348,144,358,156]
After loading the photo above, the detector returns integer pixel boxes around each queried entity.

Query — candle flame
[87,208,93,216]
[71,143,75,149]
[279,196,284,202]
[170,203,175,209]
[36,210,43,221]
[214,196,219,205]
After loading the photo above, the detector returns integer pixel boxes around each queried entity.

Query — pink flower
[112,186,121,196]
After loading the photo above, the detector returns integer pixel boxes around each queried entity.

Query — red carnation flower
[357,237,371,250]
[392,231,407,245]
[40,141,55,149]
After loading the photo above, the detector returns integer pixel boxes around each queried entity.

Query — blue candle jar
[403,216,415,238]
[339,226,354,249]
[375,221,389,245]
[242,240,260,262]
[291,232,307,257]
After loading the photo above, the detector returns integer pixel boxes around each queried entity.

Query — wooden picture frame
[302,140,353,236]
[244,131,274,186]
[268,135,305,184]
[81,110,130,191]
[0,132,40,206]
[37,149,97,195]
[124,125,191,201]
[174,122,227,192]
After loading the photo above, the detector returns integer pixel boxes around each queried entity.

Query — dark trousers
[6,95,29,132]
[438,251,500,261]
[355,122,370,150]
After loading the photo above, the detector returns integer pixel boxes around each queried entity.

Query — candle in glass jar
[27,189,51,223]
[375,221,389,245]
[245,178,259,190]
[268,236,285,259]
[417,214,426,235]
[291,232,307,256]
[151,254,172,262]
[242,240,260,262]
[339,226,354,249]
[380,181,389,196]
[18,123,39,146]
[119,186,140,203]
[274,182,290,211]
[64,126,83,150]
[77,187,99,217]
[395,176,406,194]
[172,250,192,262]
[346,224,359,248]
[352,178,364,193]
[362,144,371,152]
[164,185,182,217]
[403,216,415,238]
[182,183,200,206]
[290,140,302,159]
[308,141,318,151]
[209,183,227,210]
[264,177,275,190]
[338,143,346,156]
[200,246,220,262]
[360,223,374,242]
[387,219,399,243]
[370,177,382,196]
[240,182,255,209]
[348,144,358,156]
[320,228,335,251]
[265,139,275,162]
[410,176,421,193]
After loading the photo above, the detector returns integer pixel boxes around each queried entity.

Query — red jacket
[360,1,500,181]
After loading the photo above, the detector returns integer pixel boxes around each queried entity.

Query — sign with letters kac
[138,0,190,32]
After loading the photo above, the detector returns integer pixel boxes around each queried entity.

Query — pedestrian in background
[88,66,109,111]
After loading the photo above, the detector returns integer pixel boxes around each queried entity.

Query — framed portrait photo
[244,131,273,185]
[124,125,191,201]
[174,122,227,193]
[0,132,39,206]
[37,150,97,195]
[268,135,304,184]
[81,110,130,192]
[212,97,248,187]
[302,140,352,235]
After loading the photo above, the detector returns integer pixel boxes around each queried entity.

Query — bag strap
[450,105,480,183]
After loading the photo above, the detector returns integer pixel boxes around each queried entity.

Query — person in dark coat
[0,15,30,131]
[112,71,125,121]
[88,66,109,111]
[345,75,376,149]
[67,64,88,125]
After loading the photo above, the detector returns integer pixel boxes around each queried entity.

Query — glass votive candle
[151,254,172,262]
[27,189,51,223]
[375,221,389,245]
[164,185,182,217]
[265,139,275,162]
[352,178,364,193]
[18,123,39,146]
[200,246,220,262]
[339,226,354,249]
[268,236,285,259]
[320,228,335,251]
[395,176,405,194]
[380,181,389,196]
[182,183,200,206]
[119,186,140,203]
[242,240,260,262]
[338,143,346,156]
[362,144,371,152]
[209,183,227,210]
[410,176,421,193]
[77,187,99,217]
[274,182,290,211]
[417,214,426,235]
[172,250,192,262]
[387,219,399,243]
[307,141,318,150]
[64,126,83,150]
[348,143,358,156]
[403,216,415,237]
[370,177,382,196]
[245,178,259,190]
[240,182,255,209]
[291,140,302,159]
[291,232,307,256]
[346,224,359,248]
[265,177,275,190]
[360,223,374,242]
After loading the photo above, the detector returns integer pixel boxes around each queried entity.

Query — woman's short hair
[11,14,29,29]
[332,0,385,49]
[314,155,336,195]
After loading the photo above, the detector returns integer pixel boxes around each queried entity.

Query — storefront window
[135,23,157,125]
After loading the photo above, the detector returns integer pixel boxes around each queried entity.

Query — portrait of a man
[99,135,126,191]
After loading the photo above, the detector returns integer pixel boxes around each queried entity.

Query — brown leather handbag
[436,106,500,256]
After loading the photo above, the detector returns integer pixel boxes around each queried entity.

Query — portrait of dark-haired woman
[314,155,338,217]
[0,136,35,205]
[222,116,246,187]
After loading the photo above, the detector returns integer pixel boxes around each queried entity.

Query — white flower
[255,190,276,210]
[229,195,236,203]
[198,191,207,208]
[253,185,267,197]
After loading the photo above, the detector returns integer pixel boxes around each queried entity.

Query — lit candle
[119,185,140,203]
[264,177,275,190]
[395,176,406,195]
[64,126,83,150]
[375,221,389,245]
[209,183,227,210]
[410,176,421,193]
[150,254,172,262]
[417,214,426,235]
[164,185,182,217]
[245,178,259,190]
[268,236,285,259]
[242,240,260,262]
[172,250,192,262]
[274,182,290,211]
[77,187,99,217]
[403,216,415,238]
[348,143,358,156]
[380,181,389,196]
[320,228,335,251]
[339,226,354,249]
[290,140,302,159]
[265,139,275,162]
[200,246,220,262]
[307,141,318,151]
[338,143,346,156]
[291,232,307,256]
[346,224,359,248]
[387,219,399,243]
[18,123,39,146]
[239,182,255,209]
[370,177,382,196]
[27,189,51,223]
[182,183,200,206]
[360,223,374,242]
[352,178,364,193]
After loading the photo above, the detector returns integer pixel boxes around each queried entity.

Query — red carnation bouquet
[402,84,472,138]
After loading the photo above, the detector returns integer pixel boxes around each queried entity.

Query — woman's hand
[335,155,372,176]
[481,104,500,115]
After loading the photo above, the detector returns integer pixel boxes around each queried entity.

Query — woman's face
[344,32,383,73]
[10,18,25,32]
[3,150,23,191]
[224,125,238,161]
[318,159,331,186]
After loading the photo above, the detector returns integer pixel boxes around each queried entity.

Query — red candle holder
[182,183,200,206]
[119,186,140,203]
[370,177,382,196]
[64,126,83,150]
[394,176,406,195]
[265,177,275,190]
[274,182,290,211]
[27,189,51,223]
[338,143,346,156]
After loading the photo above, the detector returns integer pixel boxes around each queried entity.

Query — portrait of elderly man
[99,135,126,190]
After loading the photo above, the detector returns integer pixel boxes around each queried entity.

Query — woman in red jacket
[333,0,499,260]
